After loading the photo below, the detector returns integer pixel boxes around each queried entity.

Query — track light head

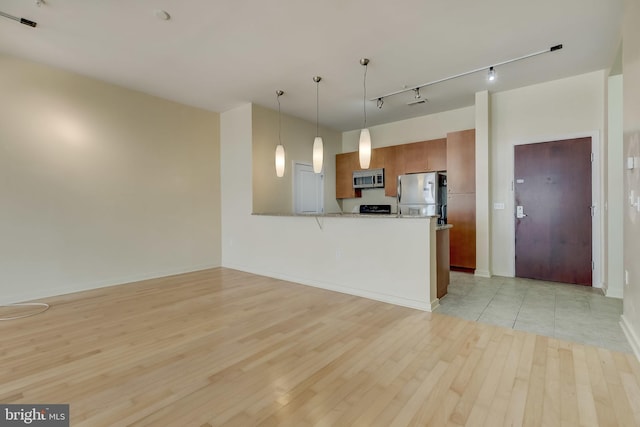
[377,98,384,109]
[488,66,496,82]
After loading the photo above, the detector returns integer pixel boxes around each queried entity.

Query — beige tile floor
[435,272,633,353]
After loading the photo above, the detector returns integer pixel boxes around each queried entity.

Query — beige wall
[622,0,640,358]
[0,54,221,304]
[252,104,341,214]
[490,71,607,279]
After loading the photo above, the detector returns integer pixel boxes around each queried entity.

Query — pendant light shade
[359,58,371,169]
[275,144,285,177]
[274,90,285,177]
[313,136,324,173]
[359,128,371,169]
[312,76,324,173]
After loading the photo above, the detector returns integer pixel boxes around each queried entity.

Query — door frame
[509,131,602,288]
[292,161,324,214]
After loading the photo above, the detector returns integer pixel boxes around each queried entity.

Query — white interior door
[294,162,324,214]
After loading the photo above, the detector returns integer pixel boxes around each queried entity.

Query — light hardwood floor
[1,268,639,426]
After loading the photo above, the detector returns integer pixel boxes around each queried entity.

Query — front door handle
[516,205,527,218]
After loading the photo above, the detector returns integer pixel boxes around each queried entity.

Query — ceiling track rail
[0,10,37,27]
[370,44,562,102]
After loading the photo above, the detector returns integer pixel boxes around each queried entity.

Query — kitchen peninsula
[250,212,446,311]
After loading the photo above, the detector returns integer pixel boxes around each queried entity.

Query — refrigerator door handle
[397,176,402,204]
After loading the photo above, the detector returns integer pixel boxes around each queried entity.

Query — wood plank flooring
[1,268,639,426]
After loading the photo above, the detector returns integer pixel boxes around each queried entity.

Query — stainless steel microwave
[353,168,384,189]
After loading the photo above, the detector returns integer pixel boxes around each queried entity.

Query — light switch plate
[628,157,635,170]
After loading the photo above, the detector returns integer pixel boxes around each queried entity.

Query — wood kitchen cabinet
[446,129,476,270]
[369,148,385,169]
[335,152,361,199]
[334,132,469,201]
[426,138,447,172]
[401,138,447,175]
[446,129,476,194]
[402,141,428,173]
[447,193,476,269]
[378,145,402,197]
[436,227,451,298]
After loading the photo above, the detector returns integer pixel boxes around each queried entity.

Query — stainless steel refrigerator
[397,172,447,221]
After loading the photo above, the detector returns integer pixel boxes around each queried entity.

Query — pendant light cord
[362,63,368,128]
[316,81,319,137]
[277,91,282,145]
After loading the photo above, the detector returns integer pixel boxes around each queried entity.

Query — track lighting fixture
[358,58,372,169]
[312,76,324,174]
[488,66,496,82]
[274,90,286,178]
[377,98,384,109]
[0,10,37,27]
[371,44,563,102]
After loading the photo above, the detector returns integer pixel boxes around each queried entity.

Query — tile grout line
[511,286,528,329]
[475,282,499,321]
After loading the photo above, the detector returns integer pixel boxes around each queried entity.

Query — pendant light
[274,90,286,177]
[359,58,372,169]
[312,76,324,173]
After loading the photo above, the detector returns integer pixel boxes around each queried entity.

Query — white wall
[607,75,624,298]
[0,54,221,304]
[221,104,437,311]
[475,91,491,278]
[252,104,341,214]
[621,0,640,359]
[490,71,606,278]
[342,106,475,152]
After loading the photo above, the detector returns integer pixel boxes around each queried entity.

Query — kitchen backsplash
[339,188,398,213]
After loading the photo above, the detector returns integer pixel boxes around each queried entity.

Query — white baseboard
[474,269,491,278]
[620,314,640,362]
[0,263,221,305]
[223,262,433,312]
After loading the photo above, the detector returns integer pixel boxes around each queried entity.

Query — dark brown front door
[514,137,592,285]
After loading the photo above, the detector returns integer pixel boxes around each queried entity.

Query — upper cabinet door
[335,152,362,199]
[446,129,476,194]
[402,141,428,173]
[426,138,447,172]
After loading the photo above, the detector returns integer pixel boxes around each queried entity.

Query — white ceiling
[0,0,623,131]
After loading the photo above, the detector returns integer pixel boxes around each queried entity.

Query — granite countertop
[252,213,453,229]
[253,212,430,219]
